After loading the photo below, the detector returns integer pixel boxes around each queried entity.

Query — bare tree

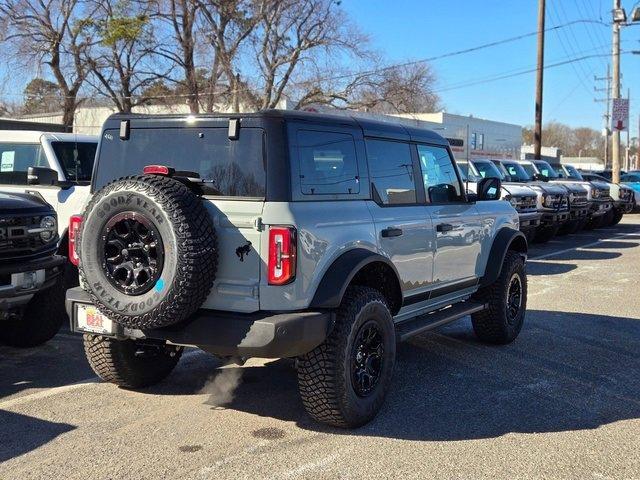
[155,0,202,112]
[198,0,262,112]
[0,0,93,127]
[82,0,167,112]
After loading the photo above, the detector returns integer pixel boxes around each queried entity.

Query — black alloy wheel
[100,212,164,295]
[506,273,523,325]
[351,321,385,397]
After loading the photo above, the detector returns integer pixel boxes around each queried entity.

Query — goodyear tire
[297,286,396,428]
[471,251,527,344]
[83,334,182,388]
[78,175,217,330]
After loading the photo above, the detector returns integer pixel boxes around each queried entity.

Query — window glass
[96,127,265,196]
[417,144,462,203]
[365,139,416,205]
[478,133,485,150]
[471,160,504,180]
[502,162,532,182]
[622,174,640,182]
[534,161,559,179]
[51,141,97,183]
[520,162,538,179]
[563,165,583,180]
[0,143,47,184]
[297,130,359,195]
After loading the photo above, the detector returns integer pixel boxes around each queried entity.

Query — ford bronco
[0,191,65,347]
[65,111,528,428]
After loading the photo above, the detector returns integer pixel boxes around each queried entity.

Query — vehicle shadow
[540,249,622,261]
[526,261,577,276]
[151,309,640,441]
[583,240,639,250]
[0,411,75,463]
[0,333,93,400]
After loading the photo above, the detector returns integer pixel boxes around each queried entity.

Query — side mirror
[27,166,58,186]
[533,173,548,182]
[477,177,501,201]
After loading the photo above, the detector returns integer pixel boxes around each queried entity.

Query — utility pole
[626,88,630,171]
[534,0,546,160]
[611,0,622,182]
[594,65,612,168]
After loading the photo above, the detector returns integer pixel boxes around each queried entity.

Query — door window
[417,145,462,203]
[0,143,48,184]
[366,139,416,205]
[297,130,359,195]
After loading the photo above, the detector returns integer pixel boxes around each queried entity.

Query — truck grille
[570,192,588,207]
[515,196,537,213]
[0,214,55,262]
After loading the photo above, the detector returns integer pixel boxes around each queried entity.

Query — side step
[396,302,486,342]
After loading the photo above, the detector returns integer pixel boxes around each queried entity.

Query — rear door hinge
[253,217,264,231]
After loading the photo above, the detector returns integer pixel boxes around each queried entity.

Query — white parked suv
[0,130,98,311]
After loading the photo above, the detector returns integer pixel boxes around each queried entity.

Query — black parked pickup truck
[0,192,66,347]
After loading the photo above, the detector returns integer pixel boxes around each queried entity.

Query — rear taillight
[268,226,296,285]
[69,215,83,266]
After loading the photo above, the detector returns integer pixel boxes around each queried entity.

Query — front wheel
[83,334,182,389]
[297,286,396,428]
[611,209,624,226]
[472,251,527,344]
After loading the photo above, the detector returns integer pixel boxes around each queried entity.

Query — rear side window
[417,145,462,203]
[297,130,359,195]
[51,141,97,183]
[366,139,416,205]
[95,128,265,197]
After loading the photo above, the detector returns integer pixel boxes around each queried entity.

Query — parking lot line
[0,378,97,410]
[530,232,638,260]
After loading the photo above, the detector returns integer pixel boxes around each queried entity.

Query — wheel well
[349,261,402,315]
[508,235,528,254]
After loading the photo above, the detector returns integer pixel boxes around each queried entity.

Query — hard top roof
[103,109,449,146]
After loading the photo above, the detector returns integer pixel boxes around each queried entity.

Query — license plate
[76,305,116,335]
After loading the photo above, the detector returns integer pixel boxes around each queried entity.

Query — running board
[396,302,486,342]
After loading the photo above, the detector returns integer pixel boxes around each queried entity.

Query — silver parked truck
[66,110,528,428]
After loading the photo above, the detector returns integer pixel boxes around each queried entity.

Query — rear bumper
[0,255,65,311]
[65,287,332,358]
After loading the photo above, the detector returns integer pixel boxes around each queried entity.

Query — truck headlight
[543,194,553,207]
[40,215,57,242]
[509,197,518,207]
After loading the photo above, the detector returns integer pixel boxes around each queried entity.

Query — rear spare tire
[78,175,217,330]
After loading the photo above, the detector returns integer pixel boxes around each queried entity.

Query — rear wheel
[83,334,182,388]
[533,225,558,243]
[472,251,527,345]
[297,286,396,428]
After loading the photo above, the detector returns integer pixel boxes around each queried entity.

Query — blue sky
[343,0,640,132]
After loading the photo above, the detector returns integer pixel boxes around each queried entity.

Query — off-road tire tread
[297,286,393,428]
[471,251,527,345]
[83,334,182,388]
[78,175,217,329]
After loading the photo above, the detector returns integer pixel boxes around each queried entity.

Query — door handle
[437,223,454,233]
[381,227,403,238]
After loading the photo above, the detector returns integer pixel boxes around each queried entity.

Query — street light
[632,6,640,22]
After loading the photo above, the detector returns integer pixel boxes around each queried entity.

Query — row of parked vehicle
[0,113,637,429]
[458,158,637,244]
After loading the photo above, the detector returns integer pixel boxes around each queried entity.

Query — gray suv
[66,111,528,428]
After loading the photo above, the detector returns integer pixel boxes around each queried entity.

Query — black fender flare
[479,227,528,287]
[310,248,401,310]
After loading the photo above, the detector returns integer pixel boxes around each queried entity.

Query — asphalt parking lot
[1,216,640,480]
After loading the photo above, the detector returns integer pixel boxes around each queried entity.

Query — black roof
[103,109,449,146]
